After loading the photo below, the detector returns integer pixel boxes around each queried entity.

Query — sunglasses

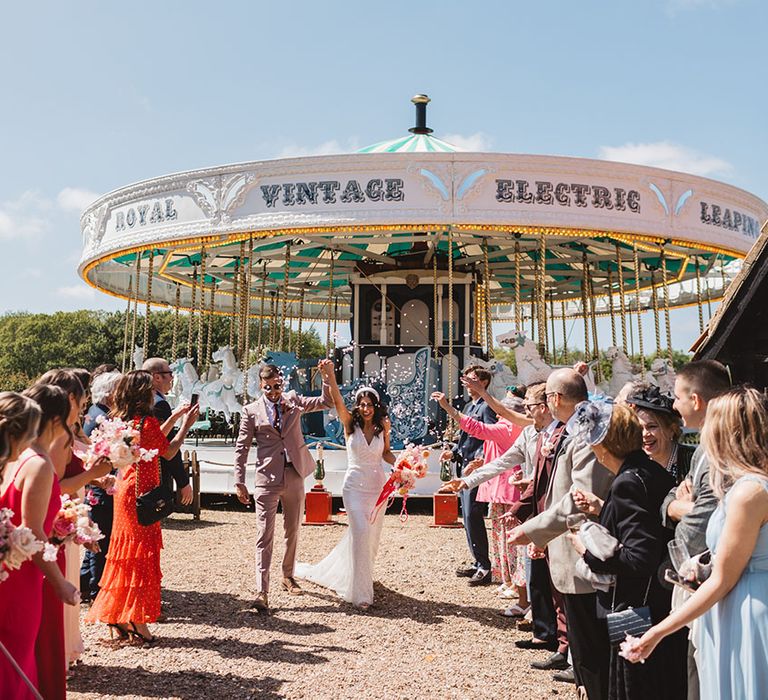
[523,402,545,409]
[262,382,283,391]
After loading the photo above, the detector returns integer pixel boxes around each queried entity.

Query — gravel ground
[69,507,572,699]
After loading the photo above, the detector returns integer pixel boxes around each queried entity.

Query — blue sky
[1,0,765,352]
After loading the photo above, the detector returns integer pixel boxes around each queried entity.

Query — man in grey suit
[661,360,730,700]
[507,368,614,700]
[234,360,333,611]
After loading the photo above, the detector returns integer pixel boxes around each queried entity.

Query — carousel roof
[357,133,460,153]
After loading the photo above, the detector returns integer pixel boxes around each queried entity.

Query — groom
[234,359,333,611]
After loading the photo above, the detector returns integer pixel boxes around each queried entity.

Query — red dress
[87,415,169,624]
[0,450,61,700]
[35,453,86,700]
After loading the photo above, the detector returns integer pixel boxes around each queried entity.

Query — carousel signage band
[114,198,178,232]
[495,178,641,213]
[259,178,405,207]
[699,200,759,239]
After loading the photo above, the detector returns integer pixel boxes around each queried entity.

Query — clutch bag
[606,605,651,644]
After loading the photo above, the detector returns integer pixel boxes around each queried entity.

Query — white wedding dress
[295,426,388,606]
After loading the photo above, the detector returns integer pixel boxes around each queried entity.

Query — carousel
[78,95,768,496]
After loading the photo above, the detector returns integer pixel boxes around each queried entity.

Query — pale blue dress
[695,475,768,699]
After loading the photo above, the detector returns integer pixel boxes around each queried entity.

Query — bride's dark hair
[351,390,388,436]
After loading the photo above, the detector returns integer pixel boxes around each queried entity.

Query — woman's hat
[627,385,678,416]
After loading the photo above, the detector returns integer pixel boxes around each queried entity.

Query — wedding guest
[570,401,687,699]
[634,387,768,699]
[440,366,497,586]
[507,369,614,699]
[0,386,79,699]
[660,360,730,699]
[432,390,527,607]
[143,357,193,507]
[34,369,111,695]
[442,382,571,676]
[81,369,122,603]
[86,371,198,643]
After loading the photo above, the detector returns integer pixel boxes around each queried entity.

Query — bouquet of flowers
[82,417,158,486]
[47,495,104,559]
[370,444,430,523]
[0,508,44,582]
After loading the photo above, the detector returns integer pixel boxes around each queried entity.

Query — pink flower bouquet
[49,495,104,554]
[370,444,430,522]
[0,508,44,582]
[82,417,158,484]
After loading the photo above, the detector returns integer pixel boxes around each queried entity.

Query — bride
[295,361,395,608]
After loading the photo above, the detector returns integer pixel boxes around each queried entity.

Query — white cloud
[56,284,96,300]
[597,141,733,177]
[57,187,100,212]
[275,138,361,158]
[0,191,51,239]
[441,132,494,152]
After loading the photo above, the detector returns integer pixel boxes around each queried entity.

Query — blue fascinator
[567,399,614,446]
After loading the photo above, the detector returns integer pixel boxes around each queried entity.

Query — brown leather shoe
[251,592,269,611]
[281,577,303,595]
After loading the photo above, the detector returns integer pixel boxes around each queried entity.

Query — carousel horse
[650,357,676,395]
[132,345,145,371]
[170,358,203,403]
[467,355,518,399]
[510,333,553,386]
[203,346,244,422]
[604,346,639,398]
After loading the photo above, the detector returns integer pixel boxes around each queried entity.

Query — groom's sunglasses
[262,381,283,391]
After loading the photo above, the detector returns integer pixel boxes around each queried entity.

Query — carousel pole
[514,239,522,332]
[615,244,628,352]
[660,245,673,360]
[549,294,556,365]
[581,252,591,361]
[197,247,206,372]
[694,256,705,334]
[296,285,305,359]
[607,267,617,349]
[187,263,198,360]
[326,251,334,356]
[279,242,291,351]
[650,268,662,357]
[588,275,600,379]
[142,250,154,357]
[483,240,493,357]
[433,255,439,361]
[130,254,142,364]
[237,242,247,362]
[269,290,277,350]
[531,258,538,348]
[332,298,339,355]
[560,300,568,364]
[538,236,548,361]
[632,243,645,370]
[121,276,133,373]
[257,263,267,355]
[229,257,239,349]
[171,283,181,362]
[205,283,215,374]
[243,235,254,399]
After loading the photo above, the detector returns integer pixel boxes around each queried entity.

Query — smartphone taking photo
[190,393,199,407]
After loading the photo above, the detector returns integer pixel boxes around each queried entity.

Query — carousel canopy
[79,96,768,327]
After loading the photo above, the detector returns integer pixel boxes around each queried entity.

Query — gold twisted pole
[130,254,141,364]
[296,285,305,359]
[581,252,591,360]
[447,226,455,435]
[122,276,133,372]
[257,263,266,355]
[538,236,547,360]
[171,283,181,361]
[205,283,215,375]
[142,250,154,356]
[433,254,439,360]
[326,250,334,355]
[229,258,239,349]
[607,267,617,348]
[514,239,522,331]
[615,244,628,351]
[560,300,568,364]
[650,268,661,356]
[269,291,277,350]
[279,242,291,350]
[187,263,197,360]
[694,256,704,333]
[197,247,206,372]
[660,245,673,360]
[632,242,645,370]
[588,275,600,376]
[483,240,493,356]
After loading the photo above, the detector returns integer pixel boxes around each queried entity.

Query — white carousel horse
[604,346,638,398]
[204,346,243,422]
[510,333,553,386]
[132,345,145,371]
[170,358,203,403]
[467,355,518,399]
[650,357,676,395]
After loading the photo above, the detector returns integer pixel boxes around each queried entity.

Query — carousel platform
[189,437,447,498]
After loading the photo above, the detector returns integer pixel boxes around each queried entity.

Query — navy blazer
[451,398,497,477]
[153,394,189,490]
[584,450,675,620]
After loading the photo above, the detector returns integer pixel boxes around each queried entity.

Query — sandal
[129,621,157,645]
[107,623,131,641]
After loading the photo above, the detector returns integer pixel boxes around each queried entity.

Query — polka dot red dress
[87,415,169,625]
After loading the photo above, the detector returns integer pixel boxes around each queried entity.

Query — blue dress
[695,475,768,699]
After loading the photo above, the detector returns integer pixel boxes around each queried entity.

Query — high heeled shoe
[129,621,157,645]
[107,623,131,641]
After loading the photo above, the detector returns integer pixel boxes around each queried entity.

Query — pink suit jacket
[234,384,332,488]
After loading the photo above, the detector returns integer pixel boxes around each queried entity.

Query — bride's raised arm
[318,359,354,434]
[381,417,396,466]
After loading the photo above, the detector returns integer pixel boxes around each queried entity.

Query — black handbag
[605,577,652,644]
[135,417,175,526]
